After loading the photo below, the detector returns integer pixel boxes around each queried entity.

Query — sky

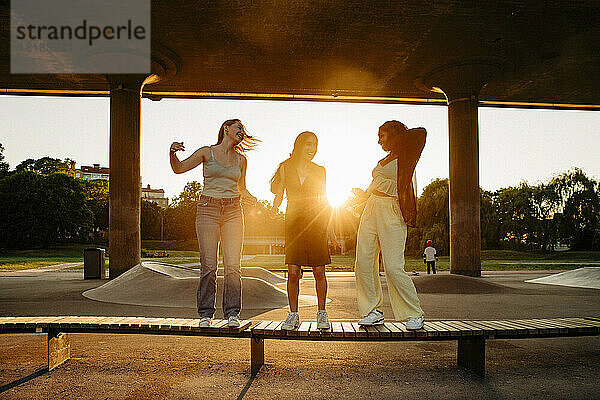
[1,95,599,207]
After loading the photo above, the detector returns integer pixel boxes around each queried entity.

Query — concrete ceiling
[1,0,599,108]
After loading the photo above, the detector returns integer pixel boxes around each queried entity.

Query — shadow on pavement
[0,365,49,394]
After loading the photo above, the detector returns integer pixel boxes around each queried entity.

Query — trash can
[84,248,106,279]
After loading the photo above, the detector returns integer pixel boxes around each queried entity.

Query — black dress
[282,161,331,267]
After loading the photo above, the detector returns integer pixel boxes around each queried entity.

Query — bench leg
[48,330,71,371]
[250,336,264,376]
[457,337,485,377]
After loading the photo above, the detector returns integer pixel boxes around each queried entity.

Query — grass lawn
[1,244,599,272]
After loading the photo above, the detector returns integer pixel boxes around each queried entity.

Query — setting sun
[328,191,350,207]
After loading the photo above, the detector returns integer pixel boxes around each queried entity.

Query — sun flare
[328,189,350,208]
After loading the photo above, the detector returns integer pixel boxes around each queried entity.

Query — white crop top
[366,158,398,198]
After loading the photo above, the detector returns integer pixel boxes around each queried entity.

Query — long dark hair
[216,119,260,153]
[270,131,318,194]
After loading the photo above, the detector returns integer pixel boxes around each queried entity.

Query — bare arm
[271,167,285,212]
[169,142,210,174]
[238,154,257,206]
[322,167,339,246]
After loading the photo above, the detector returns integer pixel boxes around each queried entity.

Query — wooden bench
[1,316,599,377]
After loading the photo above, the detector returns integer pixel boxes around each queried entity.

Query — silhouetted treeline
[404,169,600,254]
[0,147,598,252]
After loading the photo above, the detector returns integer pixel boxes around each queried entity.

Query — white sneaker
[317,310,330,330]
[358,310,384,326]
[198,317,211,328]
[228,315,241,328]
[281,312,300,330]
[406,316,424,330]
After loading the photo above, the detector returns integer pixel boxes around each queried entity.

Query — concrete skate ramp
[525,267,600,290]
[83,262,316,309]
[144,263,287,285]
[413,274,513,294]
[217,266,287,285]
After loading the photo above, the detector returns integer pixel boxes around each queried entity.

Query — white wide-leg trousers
[355,195,424,321]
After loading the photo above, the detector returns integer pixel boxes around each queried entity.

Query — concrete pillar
[422,62,501,277]
[107,75,146,279]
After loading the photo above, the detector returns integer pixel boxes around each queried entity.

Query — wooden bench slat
[362,324,380,338]
[441,321,474,336]
[383,322,404,338]
[462,320,508,335]
[178,318,203,329]
[374,323,391,338]
[531,319,570,332]
[425,321,453,337]
[463,321,497,335]
[320,323,333,338]
[308,322,322,337]
[553,318,600,333]
[511,319,557,334]
[159,318,182,329]
[220,319,252,333]
[99,317,130,328]
[0,317,26,325]
[536,318,580,328]
[297,321,311,337]
[341,322,356,338]
[118,317,146,328]
[476,320,517,333]
[491,320,531,334]
[270,321,286,337]
[561,318,600,327]
[421,322,440,337]
[433,320,463,335]
[351,323,368,338]
[391,322,415,337]
[469,320,508,334]
[331,322,344,338]
[210,319,229,330]
[452,320,485,335]
[263,321,282,335]
[282,322,298,337]
[251,320,271,335]
[501,320,539,334]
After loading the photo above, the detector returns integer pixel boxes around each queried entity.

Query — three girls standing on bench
[170,119,426,331]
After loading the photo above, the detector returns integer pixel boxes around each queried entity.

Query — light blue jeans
[195,195,244,318]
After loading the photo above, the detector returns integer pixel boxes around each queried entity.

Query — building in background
[75,163,109,180]
[142,184,169,208]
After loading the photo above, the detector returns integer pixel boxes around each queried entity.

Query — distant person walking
[169,119,258,328]
[270,131,338,331]
[354,121,427,330]
[423,240,437,274]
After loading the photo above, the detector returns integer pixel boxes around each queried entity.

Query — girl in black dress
[270,131,338,330]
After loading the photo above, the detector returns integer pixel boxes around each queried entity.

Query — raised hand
[170,142,185,153]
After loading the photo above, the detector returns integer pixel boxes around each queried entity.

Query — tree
[15,157,76,177]
[165,181,204,241]
[83,179,109,237]
[480,189,501,249]
[141,200,163,240]
[411,178,450,255]
[244,200,285,236]
[0,143,9,177]
[0,171,92,248]
[552,169,600,250]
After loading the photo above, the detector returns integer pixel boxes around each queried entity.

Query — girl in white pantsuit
[355,121,427,330]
